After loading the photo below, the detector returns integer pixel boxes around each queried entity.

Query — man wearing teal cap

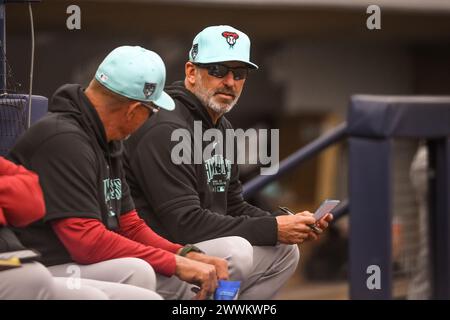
[9,45,228,300]
[125,26,333,299]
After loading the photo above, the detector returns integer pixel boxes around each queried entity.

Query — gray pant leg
[51,277,108,300]
[47,257,157,291]
[155,236,253,300]
[198,237,298,300]
[156,274,193,300]
[53,277,162,300]
[0,262,110,300]
[196,236,254,282]
[0,262,53,299]
[239,244,300,300]
[0,260,160,300]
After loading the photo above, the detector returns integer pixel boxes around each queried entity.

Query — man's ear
[185,62,197,86]
[125,102,142,119]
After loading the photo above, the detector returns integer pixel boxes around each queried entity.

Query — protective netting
[392,140,431,299]
[0,47,27,156]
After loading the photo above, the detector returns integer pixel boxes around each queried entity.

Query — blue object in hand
[214,280,241,300]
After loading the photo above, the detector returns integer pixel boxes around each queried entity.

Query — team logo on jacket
[103,178,122,202]
[222,31,239,48]
[191,44,199,60]
[204,155,231,193]
[143,82,156,99]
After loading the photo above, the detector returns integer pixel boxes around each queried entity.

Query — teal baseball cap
[189,25,258,69]
[95,46,175,111]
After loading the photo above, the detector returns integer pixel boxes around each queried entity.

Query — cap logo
[99,73,108,82]
[191,44,198,60]
[143,82,156,99]
[222,31,239,48]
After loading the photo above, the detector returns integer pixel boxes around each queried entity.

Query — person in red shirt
[0,155,45,226]
[0,156,162,299]
[8,46,227,300]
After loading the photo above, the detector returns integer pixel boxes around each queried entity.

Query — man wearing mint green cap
[95,46,175,112]
[125,26,333,299]
[189,25,259,69]
[9,45,229,300]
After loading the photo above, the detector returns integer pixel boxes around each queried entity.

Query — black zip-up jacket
[124,81,278,246]
[8,84,134,266]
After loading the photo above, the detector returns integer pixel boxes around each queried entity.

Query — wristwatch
[178,244,204,256]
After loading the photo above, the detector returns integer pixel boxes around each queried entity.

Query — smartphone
[314,199,340,220]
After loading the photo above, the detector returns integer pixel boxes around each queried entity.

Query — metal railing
[242,95,450,300]
[242,121,349,220]
[243,122,347,196]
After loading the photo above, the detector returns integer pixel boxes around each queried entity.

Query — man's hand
[185,251,229,280]
[305,213,334,241]
[276,211,316,244]
[174,255,218,300]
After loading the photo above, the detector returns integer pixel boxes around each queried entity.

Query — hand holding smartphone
[278,199,340,234]
[314,199,340,220]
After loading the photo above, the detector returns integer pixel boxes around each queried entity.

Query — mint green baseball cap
[189,25,258,69]
[95,46,175,110]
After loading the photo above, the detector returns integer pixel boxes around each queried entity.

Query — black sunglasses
[194,63,249,80]
[140,102,160,115]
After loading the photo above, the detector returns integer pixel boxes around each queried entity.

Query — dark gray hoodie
[124,81,278,246]
[8,84,134,266]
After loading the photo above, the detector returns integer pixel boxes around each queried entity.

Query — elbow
[171,227,201,245]
[31,193,46,221]
[52,218,104,265]
[11,196,45,227]
[30,174,46,219]
[15,176,46,226]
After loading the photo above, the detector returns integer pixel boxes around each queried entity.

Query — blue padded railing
[0,94,48,156]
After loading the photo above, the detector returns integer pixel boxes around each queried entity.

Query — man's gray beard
[194,73,240,116]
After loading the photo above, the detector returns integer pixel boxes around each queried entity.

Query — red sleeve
[0,157,45,227]
[0,208,6,226]
[52,217,177,276]
[118,210,183,254]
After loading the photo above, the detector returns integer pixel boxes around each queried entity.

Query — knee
[21,263,55,299]
[119,258,157,291]
[282,244,300,273]
[223,237,254,281]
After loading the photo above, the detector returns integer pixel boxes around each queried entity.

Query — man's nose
[221,71,235,87]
